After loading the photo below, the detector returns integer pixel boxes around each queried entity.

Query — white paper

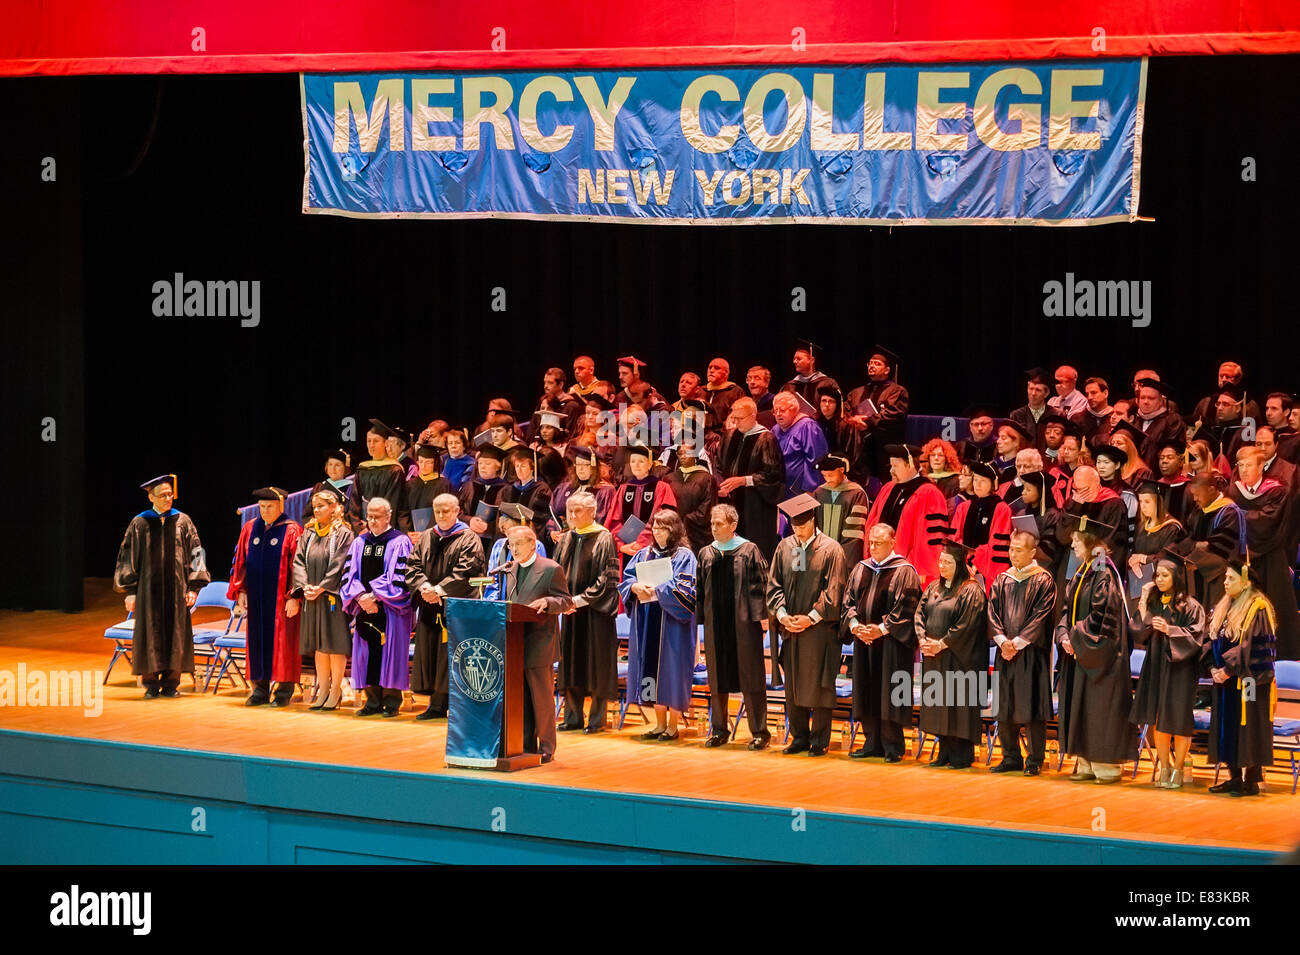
[635,557,674,599]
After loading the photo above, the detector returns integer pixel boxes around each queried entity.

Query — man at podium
[496,526,573,761]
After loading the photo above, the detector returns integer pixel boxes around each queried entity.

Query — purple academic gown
[772,415,829,496]
[342,527,414,690]
[618,545,697,713]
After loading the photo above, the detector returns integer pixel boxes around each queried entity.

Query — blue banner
[444,598,507,768]
[302,59,1146,225]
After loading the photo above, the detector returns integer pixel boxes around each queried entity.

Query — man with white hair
[406,493,486,720]
[771,390,828,497]
[554,492,620,733]
[341,497,415,717]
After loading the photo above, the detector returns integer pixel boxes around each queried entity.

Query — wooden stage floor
[1,580,1296,858]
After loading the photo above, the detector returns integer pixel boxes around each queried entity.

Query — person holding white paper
[619,510,698,741]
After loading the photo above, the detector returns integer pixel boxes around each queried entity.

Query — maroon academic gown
[227,516,303,683]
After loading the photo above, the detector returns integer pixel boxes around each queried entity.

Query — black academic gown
[699,540,770,697]
[765,532,847,710]
[840,555,921,727]
[1055,558,1137,764]
[663,466,719,554]
[915,578,988,743]
[845,378,909,480]
[1180,499,1242,610]
[1208,599,1277,770]
[404,525,486,700]
[988,565,1057,727]
[717,426,785,559]
[1229,480,1300,660]
[554,526,621,699]
[1129,591,1206,737]
[348,460,410,533]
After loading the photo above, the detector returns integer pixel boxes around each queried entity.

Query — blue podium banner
[302,59,1146,225]
[444,598,507,768]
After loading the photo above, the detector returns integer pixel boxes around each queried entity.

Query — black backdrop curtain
[0,55,1296,608]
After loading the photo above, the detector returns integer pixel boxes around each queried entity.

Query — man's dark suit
[501,555,572,759]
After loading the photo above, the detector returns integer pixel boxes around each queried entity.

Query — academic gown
[765,532,847,709]
[499,479,554,554]
[291,521,355,656]
[1137,410,1188,469]
[1180,498,1243,610]
[404,522,485,697]
[227,514,303,684]
[341,527,414,690]
[347,459,410,533]
[915,579,988,742]
[1129,518,1187,597]
[698,539,769,697]
[1208,597,1277,769]
[405,473,452,515]
[1129,592,1206,737]
[844,378,909,480]
[113,508,211,677]
[782,373,840,408]
[717,425,785,559]
[663,466,719,554]
[442,455,476,492]
[619,546,698,712]
[1055,557,1136,764]
[1057,492,1129,573]
[865,474,949,584]
[989,564,1057,726]
[608,475,677,554]
[813,480,871,567]
[548,479,616,535]
[554,525,621,699]
[951,495,1012,593]
[1229,479,1300,660]
[840,554,921,726]
[458,476,508,554]
[772,414,830,496]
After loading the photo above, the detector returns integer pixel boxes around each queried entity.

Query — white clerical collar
[519,555,537,569]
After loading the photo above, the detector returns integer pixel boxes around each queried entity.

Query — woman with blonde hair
[1207,559,1277,796]
[290,484,356,710]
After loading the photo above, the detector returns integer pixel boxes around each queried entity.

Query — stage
[0,582,1294,864]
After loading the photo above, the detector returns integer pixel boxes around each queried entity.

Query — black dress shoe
[1232,781,1261,797]
[657,730,680,742]
[583,725,605,734]
[704,735,728,747]
[245,691,270,707]
[748,733,771,751]
[849,746,871,759]
[541,753,554,764]
[948,761,973,770]
[640,728,666,740]
[808,745,828,757]
[990,760,1024,774]
[557,721,584,732]
[927,754,951,768]
[143,687,161,699]
[414,708,445,721]
[355,704,383,717]
[1209,778,1242,794]
[1023,763,1041,776]
[783,740,810,755]
[381,707,401,718]
[884,753,902,763]
[270,696,292,708]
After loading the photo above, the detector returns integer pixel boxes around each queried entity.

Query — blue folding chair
[1272,660,1300,794]
[104,580,235,687]
[190,581,240,689]
[1128,647,1155,779]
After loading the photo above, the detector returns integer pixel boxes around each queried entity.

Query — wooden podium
[498,601,543,771]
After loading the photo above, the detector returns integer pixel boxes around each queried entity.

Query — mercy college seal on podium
[451,637,505,704]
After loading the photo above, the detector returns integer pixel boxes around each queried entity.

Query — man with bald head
[1056,465,1129,571]
[1190,361,1260,435]
[1048,365,1088,420]
[703,356,746,440]
[406,493,486,719]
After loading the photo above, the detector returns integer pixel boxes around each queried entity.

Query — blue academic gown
[484,536,547,600]
[772,415,829,496]
[619,546,697,712]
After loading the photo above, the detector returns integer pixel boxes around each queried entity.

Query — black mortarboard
[1217,382,1245,402]
[870,343,900,369]
[1156,435,1187,455]
[584,392,615,411]
[1059,418,1084,440]
[970,461,999,483]
[1025,367,1051,387]
[1019,470,1048,492]
[415,444,441,460]
[616,355,647,372]
[1134,376,1166,396]
[251,486,287,503]
[815,453,850,472]
[1135,479,1163,497]
[1061,511,1117,536]
[566,444,599,466]
[1041,413,1071,431]
[311,481,345,504]
[487,405,524,421]
[140,473,177,495]
[1092,443,1128,466]
[1109,419,1145,448]
[325,448,351,468]
[883,443,921,466]
[1156,544,1196,573]
[367,418,400,439]
[498,502,535,523]
[794,338,821,356]
[777,493,819,522]
[814,382,843,401]
[627,445,654,460]
[964,404,997,421]
[1001,419,1036,446]
[476,444,507,462]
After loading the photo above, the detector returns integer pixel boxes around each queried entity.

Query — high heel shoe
[309,680,331,710]
[322,687,342,711]
[1167,769,1184,790]
[1154,766,1170,789]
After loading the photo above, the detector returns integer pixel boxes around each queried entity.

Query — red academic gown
[227,518,303,683]
[866,478,949,584]
[951,496,1013,593]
